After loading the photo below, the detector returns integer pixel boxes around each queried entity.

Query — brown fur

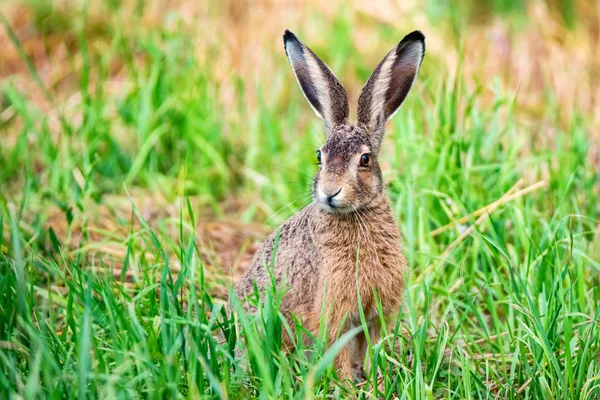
[234,29,425,381]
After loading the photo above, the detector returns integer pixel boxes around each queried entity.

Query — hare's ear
[283,30,349,130]
[357,31,425,152]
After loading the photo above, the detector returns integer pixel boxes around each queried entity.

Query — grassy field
[1,0,599,398]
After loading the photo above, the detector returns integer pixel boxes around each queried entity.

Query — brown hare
[234,29,425,382]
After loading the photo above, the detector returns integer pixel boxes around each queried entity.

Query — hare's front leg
[351,323,381,382]
[364,324,381,375]
[328,318,355,381]
[351,331,367,381]
[332,341,353,382]
[312,283,355,382]
[325,311,354,382]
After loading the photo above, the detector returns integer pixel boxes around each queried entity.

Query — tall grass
[1,0,599,398]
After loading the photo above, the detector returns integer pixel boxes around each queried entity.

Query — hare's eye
[317,150,322,164]
[360,154,370,167]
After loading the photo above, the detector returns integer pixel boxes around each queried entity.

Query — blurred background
[1,0,599,283]
[1,0,598,279]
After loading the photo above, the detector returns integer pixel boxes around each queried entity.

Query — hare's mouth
[319,202,357,218]
[316,195,357,215]
[318,202,355,215]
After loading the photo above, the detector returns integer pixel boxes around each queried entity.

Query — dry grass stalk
[430,179,524,237]
[417,180,548,283]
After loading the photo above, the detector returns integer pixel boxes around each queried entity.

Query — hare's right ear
[357,31,425,152]
[283,30,349,131]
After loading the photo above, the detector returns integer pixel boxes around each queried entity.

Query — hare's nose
[327,188,342,207]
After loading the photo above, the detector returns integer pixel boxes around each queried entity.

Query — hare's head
[284,30,425,214]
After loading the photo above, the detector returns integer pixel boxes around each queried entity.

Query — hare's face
[313,125,383,214]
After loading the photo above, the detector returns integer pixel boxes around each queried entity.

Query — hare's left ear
[284,30,349,132]
[357,31,425,152]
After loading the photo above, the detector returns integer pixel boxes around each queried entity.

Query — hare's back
[235,206,319,305]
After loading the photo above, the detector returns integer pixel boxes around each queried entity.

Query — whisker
[265,193,313,225]
[308,122,325,146]
[273,163,315,181]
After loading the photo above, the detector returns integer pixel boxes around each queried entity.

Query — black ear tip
[283,30,299,45]
[397,30,426,55]
[402,30,426,44]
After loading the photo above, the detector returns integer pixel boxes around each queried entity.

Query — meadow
[0,0,599,398]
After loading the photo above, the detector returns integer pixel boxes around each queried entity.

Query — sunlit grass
[1,0,599,398]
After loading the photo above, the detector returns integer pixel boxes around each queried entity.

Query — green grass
[1,1,599,398]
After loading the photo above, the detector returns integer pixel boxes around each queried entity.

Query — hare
[234,29,425,382]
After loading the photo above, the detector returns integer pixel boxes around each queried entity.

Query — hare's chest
[325,262,398,317]
[316,229,405,315]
